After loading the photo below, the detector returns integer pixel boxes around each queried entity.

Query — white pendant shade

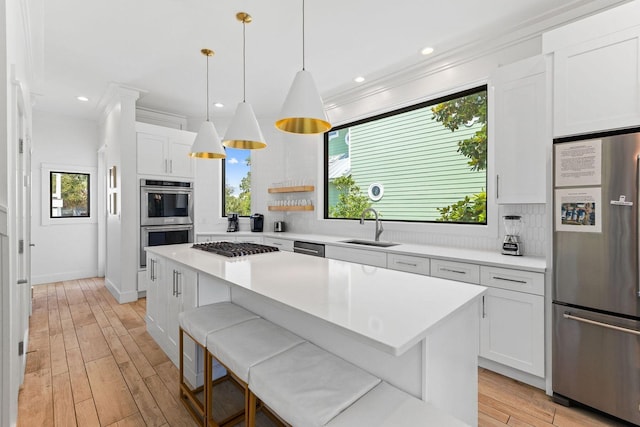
[275,69,331,134]
[190,120,226,159]
[223,101,267,149]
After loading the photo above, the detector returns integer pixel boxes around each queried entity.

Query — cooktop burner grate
[191,241,279,257]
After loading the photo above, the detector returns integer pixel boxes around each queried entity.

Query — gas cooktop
[191,241,279,258]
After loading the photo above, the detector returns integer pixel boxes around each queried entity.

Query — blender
[502,215,523,256]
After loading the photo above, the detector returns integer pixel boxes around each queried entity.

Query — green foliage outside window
[224,157,251,216]
[50,172,90,218]
[328,175,372,219]
[432,91,487,222]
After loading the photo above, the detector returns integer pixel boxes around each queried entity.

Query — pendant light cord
[302,0,306,70]
[205,54,210,121]
[243,20,247,103]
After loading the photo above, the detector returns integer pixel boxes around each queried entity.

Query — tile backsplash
[282,203,549,257]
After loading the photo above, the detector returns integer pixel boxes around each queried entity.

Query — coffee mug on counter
[274,221,285,232]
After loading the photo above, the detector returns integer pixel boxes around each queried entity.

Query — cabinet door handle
[149,259,154,281]
[492,276,527,284]
[175,271,182,296]
[441,267,466,275]
[482,295,486,318]
[496,174,500,200]
[172,270,177,296]
[396,261,418,267]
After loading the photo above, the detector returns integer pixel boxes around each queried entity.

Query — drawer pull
[396,261,418,267]
[441,267,466,274]
[492,276,527,284]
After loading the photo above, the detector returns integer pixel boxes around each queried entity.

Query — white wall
[101,86,140,303]
[31,110,99,284]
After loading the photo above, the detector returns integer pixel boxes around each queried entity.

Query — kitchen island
[145,243,486,426]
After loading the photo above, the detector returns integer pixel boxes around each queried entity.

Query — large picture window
[50,171,90,218]
[223,148,251,217]
[325,86,487,224]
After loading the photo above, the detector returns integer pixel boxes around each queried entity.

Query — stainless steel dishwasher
[293,241,325,257]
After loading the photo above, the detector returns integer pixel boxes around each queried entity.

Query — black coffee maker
[227,213,239,232]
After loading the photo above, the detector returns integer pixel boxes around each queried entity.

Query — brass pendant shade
[222,12,266,150]
[190,48,226,159]
[275,0,331,135]
[223,101,267,149]
[275,69,331,134]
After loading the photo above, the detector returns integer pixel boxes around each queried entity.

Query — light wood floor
[18,278,630,427]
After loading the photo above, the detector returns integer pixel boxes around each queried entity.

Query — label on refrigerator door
[555,139,602,187]
[555,187,602,233]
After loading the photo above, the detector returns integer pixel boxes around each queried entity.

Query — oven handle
[141,225,193,232]
[564,313,640,336]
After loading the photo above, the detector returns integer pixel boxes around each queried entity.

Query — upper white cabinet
[490,55,549,204]
[136,122,196,179]
[543,2,640,137]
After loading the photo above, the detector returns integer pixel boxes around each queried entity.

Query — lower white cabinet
[387,253,430,275]
[325,245,387,268]
[480,287,544,377]
[145,253,197,368]
[263,236,294,252]
[430,259,480,284]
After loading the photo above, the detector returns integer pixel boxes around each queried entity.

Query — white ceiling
[33,0,628,123]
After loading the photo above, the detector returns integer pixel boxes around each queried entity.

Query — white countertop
[199,231,547,273]
[147,243,486,356]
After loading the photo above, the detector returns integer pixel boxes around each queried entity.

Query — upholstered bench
[205,318,306,427]
[325,381,469,426]
[178,302,259,426]
[248,341,381,427]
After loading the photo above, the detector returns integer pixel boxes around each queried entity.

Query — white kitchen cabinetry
[165,260,197,366]
[325,245,387,268]
[479,266,544,377]
[145,253,165,343]
[387,253,430,276]
[542,0,640,138]
[480,288,544,377]
[145,252,197,369]
[263,237,294,252]
[490,55,548,204]
[136,123,196,178]
[430,259,480,284]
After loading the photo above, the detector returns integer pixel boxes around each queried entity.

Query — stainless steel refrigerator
[553,130,640,425]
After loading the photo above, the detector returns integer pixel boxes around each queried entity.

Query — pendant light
[223,12,267,150]
[189,49,226,159]
[275,0,331,134]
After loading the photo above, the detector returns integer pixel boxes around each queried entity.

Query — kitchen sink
[341,239,399,247]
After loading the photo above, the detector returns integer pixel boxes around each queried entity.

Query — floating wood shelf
[268,205,314,211]
[268,186,315,193]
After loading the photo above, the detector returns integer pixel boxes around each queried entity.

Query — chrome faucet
[360,208,383,241]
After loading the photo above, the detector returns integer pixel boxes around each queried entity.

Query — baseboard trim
[478,357,546,390]
[104,278,138,304]
[31,270,99,285]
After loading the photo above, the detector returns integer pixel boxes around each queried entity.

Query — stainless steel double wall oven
[140,179,193,267]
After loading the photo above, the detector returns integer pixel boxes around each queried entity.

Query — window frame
[221,151,252,218]
[49,171,91,219]
[41,163,97,226]
[323,85,489,225]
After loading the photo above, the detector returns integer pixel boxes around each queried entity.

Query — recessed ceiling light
[76,96,89,102]
[421,47,434,56]
[214,102,224,108]
[354,76,365,83]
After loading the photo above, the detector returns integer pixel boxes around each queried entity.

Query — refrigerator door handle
[564,312,640,336]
